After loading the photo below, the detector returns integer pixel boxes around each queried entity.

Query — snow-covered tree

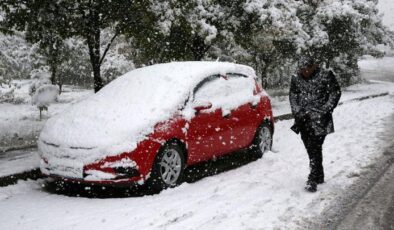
[100,29,135,84]
[1,0,392,90]
[226,0,308,87]
[127,0,224,63]
[0,33,44,84]
[56,37,92,91]
[299,0,393,85]
[1,0,142,92]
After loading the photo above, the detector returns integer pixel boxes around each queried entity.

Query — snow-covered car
[38,61,274,190]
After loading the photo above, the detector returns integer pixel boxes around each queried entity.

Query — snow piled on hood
[39,61,255,163]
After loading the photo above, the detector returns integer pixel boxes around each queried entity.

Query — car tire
[250,123,273,158]
[147,142,186,191]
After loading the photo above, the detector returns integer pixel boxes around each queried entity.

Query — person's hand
[309,112,321,120]
[296,109,310,123]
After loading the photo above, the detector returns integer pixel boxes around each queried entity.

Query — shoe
[308,175,324,184]
[305,181,317,192]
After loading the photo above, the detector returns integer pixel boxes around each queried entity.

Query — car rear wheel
[148,142,185,191]
[251,123,273,158]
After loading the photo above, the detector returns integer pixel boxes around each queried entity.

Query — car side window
[192,75,220,97]
[193,73,256,113]
[194,76,225,103]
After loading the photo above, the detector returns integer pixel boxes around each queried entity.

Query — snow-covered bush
[29,66,59,118]
[31,84,59,119]
[29,66,51,96]
[0,85,15,103]
[0,80,29,104]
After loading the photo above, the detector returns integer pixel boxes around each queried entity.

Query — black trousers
[300,130,326,183]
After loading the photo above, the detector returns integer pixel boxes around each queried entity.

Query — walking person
[289,57,342,192]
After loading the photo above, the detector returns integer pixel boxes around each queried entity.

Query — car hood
[39,83,181,163]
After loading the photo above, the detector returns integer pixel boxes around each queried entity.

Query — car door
[217,73,261,153]
[185,75,232,164]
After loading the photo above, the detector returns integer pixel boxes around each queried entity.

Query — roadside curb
[0,92,390,188]
[338,92,389,106]
[274,92,389,122]
[0,169,44,187]
[0,144,37,153]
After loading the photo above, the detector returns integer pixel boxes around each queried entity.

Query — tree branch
[99,32,119,66]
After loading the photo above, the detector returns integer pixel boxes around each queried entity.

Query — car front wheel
[148,142,185,191]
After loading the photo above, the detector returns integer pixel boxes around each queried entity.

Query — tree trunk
[87,29,103,93]
[58,83,63,95]
[39,107,42,120]
[50,64,57,86]
[261,65,269,89]
[191,36,209,61]
[86,5,104,93]
[86,48,102,93]
[48,44,59,86]
[91,57,103,93]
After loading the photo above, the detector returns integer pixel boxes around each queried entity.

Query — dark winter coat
[289,68,341,136]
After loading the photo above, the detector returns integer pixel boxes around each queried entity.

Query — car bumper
[40,157,146,186]
[45,173,147,187]
[39,139,163,186]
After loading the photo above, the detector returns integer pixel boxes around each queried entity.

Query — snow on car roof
[39,62,256,164]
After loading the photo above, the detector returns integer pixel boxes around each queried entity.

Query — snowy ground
[0,90,393,230]
[0,148,39,177]
[378,0,394,31]
[359,56,394,82]
[0,57,393,229]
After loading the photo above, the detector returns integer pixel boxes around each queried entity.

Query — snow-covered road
[0,90,393,229]
[337,151,394,230]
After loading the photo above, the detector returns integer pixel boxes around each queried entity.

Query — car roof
[126,61,256,84]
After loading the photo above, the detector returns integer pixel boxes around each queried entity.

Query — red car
[38,62,274,190]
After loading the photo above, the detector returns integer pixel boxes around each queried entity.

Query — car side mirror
[193,101,212,113]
